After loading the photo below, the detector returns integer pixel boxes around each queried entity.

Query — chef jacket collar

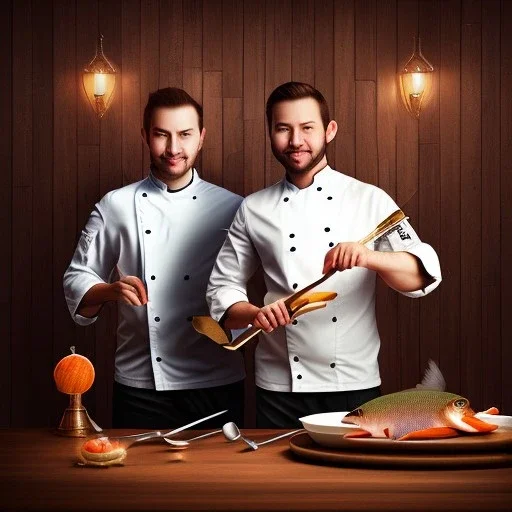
[149,168,197,192]
[283,164,333,193]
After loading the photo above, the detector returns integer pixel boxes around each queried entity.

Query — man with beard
[207,82,442,428]
[64,87,245,428]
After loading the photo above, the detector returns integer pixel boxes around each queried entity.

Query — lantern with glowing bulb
[54,346,101,437]
[82,34,117,118]
[399,37,434,119]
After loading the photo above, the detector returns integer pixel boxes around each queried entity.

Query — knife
[112,410,228,441]
[161,409,228,437]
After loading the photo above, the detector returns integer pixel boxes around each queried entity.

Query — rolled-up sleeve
[376,218,442,298]
[63,201,117,325]
[207,201,261,322]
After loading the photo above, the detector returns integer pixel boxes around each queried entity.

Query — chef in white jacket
[207,82,442,428]
[64,88,245,429]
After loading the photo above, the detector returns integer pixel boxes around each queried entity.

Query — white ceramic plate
[299,411,360,448]
[475,413,512,429]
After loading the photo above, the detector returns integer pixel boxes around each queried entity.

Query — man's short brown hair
[265,82,331,132]
[143,87,203,136]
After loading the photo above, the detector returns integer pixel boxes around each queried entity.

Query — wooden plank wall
[3,0,511,428]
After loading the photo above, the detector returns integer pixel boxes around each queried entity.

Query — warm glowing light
[82,34,117,118]
[94,73,107,96]
[411,73,425,96]
[399,37,434,119]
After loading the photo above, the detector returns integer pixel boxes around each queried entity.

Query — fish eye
[454,399,468,409]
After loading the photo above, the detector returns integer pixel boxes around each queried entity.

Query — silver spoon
[163,429,223,450]
[222,422,303,451]
[222,422,258,450]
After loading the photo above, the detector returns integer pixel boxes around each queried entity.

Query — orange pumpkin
[54,352,95,394]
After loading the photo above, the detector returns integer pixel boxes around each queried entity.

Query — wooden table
[0,429,511,511]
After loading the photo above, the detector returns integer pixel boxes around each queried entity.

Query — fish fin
[343,429,372,438]
[415,359,446,391]
[480,407,500,415]
[461,415,498,432]
[398,427,459,441]
[383,428,391,438]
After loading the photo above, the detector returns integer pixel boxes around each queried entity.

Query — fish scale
[344,390,468,440]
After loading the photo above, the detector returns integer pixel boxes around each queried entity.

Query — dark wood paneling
[0,0,12,427]
[75,1,101,424]
[355,0,376,82]
[95,0,123,426]
[223,98,244,196]
[264,0,291,187]
[396,0,420,390]
[52,0,79,425]
[11,0,32,427]
[140,0,159,173]
[265,0,292,186]
[418,2,441,385]
[31,0,55,426]
[183,0,203,106]
[375,0,398,395]
[439,0,461,396]
[222,0,243,98]
[501,0,512,415]
[418,144,441,369]
[160,0,183,89]
[203,72,223,185]
[355,82,378,186]
[122,0,143,186]
[76,1,99,147]
[418,0,440,144]
[222,0,244,195]
[76,145,100,419]
[291,0,314,84]
[314,1,334,163]
[481,0,501,411]
[460,5,482,408]
[243,0,265,195]
[333,0,355,176]
[203,0,222,73]
[203,4,223,181]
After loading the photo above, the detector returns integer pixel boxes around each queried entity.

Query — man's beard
[150,154,192,181]
[271,140,327,176]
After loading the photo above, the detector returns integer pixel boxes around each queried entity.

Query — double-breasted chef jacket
[207,166,442,393]
[64,170,245,391]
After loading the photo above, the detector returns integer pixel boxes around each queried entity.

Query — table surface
[0,428,511,511]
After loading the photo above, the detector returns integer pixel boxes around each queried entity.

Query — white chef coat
[207,166,441,393]
[64,170,245,391]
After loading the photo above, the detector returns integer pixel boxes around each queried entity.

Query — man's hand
[323,242,370,274]
[108,276,148,306]
[252,299,291,333]
[77,276,148,318]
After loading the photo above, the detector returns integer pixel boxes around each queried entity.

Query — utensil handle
[223,326,262,351]
[256,429,304,446]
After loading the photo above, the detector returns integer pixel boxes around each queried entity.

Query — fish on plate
[341,360,499,441]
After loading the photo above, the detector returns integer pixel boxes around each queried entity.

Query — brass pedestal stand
[56,393,98,437]
[53,347,100,437]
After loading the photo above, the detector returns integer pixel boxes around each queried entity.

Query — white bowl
[299,411,359,448]
[475,413,512,430]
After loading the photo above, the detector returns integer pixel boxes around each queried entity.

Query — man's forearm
[222,301,260,329]
[76,283,112,318]
[366,251,432,292]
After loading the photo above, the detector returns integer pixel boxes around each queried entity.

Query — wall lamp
[399,37,434,119]
[82,34,117,118]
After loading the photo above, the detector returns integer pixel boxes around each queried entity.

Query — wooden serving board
[289,431,512,469]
